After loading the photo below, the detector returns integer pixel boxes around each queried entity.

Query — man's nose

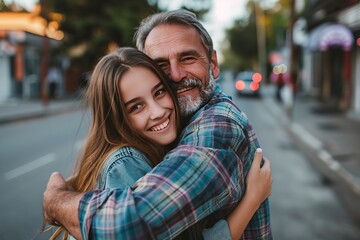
[168,63,187,83]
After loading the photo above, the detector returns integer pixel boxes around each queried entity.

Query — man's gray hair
[134,9,214,59]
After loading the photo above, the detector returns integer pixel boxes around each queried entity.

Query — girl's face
[120,66,177,145]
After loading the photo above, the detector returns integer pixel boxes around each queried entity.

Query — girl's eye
[155,88,166,97]
[128,103,143,113]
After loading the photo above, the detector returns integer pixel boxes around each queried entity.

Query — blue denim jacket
[97,146,231,240]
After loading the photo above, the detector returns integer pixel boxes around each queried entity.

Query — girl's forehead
[119,67,161,98]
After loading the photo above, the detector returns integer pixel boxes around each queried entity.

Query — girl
[50,47,271,239]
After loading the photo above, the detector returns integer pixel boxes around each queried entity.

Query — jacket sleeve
[103,155,152,190]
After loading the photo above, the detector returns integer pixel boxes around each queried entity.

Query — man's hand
[43,172,83,239]
[43,172,67,225]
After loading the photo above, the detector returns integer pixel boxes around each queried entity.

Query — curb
[0,101,83,125]
[262,98,360,199]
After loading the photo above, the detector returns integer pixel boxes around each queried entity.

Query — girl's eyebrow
[124,82,163,107]
[152,82,163,91]
[124,97,140,107]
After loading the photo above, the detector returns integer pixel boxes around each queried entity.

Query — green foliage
[0,0,9,11]
[50,0,160,70]
[50,0,211,76]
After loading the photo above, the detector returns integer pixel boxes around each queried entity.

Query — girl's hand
[245,148,272,206]
[226,148,272,239]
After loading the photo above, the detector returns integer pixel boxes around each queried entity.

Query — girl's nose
[149,101,166,120]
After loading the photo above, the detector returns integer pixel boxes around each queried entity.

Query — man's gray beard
[178,70,216,118]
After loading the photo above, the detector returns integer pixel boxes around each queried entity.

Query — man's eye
[157,62,168,70]
[182,56,196,63]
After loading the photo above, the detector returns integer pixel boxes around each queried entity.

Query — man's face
[144,24,220,117]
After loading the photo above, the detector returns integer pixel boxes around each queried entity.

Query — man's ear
[210,50,220,79]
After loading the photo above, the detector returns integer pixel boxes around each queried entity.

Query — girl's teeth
[151,119,169,131]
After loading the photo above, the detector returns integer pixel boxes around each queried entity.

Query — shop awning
[307,23,354,51]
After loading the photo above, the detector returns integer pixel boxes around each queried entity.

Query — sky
[5,0,249,57]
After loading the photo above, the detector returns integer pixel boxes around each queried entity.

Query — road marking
[4,153,56,180]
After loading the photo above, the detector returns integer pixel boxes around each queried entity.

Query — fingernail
[256,148,262,153]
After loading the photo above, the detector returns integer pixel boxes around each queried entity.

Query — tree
[222,0,289,74]
[51,0,160,70]
[49,0,210,90]
[225,9,258,71]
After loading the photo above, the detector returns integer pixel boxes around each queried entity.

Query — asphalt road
[0,78,359,239]
[0,110,89,239]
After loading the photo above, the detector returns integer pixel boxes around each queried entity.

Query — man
[43,9,272,239]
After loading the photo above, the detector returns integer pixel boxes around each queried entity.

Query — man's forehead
[144,25,203,60]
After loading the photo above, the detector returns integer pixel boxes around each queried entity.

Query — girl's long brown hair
[50,47,181,239]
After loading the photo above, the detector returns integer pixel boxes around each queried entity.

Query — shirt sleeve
[79,114,248,239]
[103,155,152,190]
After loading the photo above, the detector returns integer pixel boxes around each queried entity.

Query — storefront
[0,5,63,101]
[301,0,360,113]
[338,3,360,115]
[306,23,354,110]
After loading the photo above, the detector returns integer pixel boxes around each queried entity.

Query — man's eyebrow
[153,50,201,63]
[179,50,201,58]
[153,57,168,63]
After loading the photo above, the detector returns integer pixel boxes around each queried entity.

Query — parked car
[234,71,262,97]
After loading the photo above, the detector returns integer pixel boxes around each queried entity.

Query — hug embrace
[43,9,272,240]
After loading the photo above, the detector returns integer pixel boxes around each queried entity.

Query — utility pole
[39,0,50,106]
[254,0,267,81]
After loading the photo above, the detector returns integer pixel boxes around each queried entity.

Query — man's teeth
[177,86,194,94]
[150,118,170,131]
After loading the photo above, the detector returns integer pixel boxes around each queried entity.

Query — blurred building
[0,4,64,101]
[297,0,360,115]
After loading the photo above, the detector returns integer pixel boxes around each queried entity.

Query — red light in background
[357,37,360,47]
[252,72,262,83]
[236,80,245,90]
[250,82,259,91]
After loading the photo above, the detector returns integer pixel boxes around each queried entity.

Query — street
[1,79,360,239]
[0,110,89,239]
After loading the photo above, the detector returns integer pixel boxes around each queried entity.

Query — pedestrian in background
[47,65,63,99]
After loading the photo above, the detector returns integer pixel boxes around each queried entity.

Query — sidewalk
[263,86,360,222]
[0,97,83,124]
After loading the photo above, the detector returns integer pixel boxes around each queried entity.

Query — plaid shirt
[79,85,272,239]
